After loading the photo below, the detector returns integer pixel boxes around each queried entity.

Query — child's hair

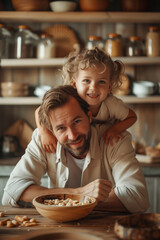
[62,47,124,90]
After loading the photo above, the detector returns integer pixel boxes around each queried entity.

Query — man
[2,85,150,213]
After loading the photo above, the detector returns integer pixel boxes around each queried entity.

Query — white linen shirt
[2,125,150,213]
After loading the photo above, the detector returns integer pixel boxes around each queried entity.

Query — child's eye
[99,80,107,84]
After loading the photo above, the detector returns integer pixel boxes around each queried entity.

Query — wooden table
[0,206,127,240]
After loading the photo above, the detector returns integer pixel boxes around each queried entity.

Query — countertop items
[32,193,97,222]
[114,213,160,240]
[0,205,128,240]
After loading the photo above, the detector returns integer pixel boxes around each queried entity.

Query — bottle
[36,33,56,59]
[126,36,144,56]
[13,25,38,58]
[105,33,123,57]
[0,23,11,58]
[86,36,105,50]
[146,26,160,57]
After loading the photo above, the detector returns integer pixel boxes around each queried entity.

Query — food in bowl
[33,194,97,222]
[44,197,91,206]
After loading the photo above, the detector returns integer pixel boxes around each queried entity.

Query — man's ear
[71,78,76,88]
[88,110,92,123]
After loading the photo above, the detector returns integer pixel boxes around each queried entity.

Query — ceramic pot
[80,0,109,12]
[121,0,148,11]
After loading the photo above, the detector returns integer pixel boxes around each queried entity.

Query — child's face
[73,64,111,108]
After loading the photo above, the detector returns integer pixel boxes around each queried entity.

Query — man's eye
[74,119,81,124]
[57,127,64,132]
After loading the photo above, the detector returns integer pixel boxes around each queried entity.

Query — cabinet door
[145,176,160,213]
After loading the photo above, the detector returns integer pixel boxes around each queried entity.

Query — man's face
[50,96,92,158]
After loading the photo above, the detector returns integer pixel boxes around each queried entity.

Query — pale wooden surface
[0,206,127,240]
[0,11,160,23]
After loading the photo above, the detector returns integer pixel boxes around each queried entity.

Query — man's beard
[63,128,91,158]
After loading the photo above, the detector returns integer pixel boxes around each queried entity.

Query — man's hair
[39,85,89,131]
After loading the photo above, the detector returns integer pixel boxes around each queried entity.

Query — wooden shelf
[1,58,67,68]
[0,97,41,105]
[0,96,160,105]
[0,11,160,23]
[1,57,160,68]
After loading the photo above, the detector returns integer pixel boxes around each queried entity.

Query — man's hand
[79,179,112,202]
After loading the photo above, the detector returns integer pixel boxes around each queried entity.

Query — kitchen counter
[0,157,160,213]
[0,205,127,240]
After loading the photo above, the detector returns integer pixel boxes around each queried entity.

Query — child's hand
[104,127,123,146]
[40,130,57,153]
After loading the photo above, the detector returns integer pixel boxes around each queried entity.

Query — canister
[0,23,11,58]
[146,26,160,57]
[86,35,105,50]
[36,33,56,59]
[105,33,123,57]
[126,36,144,56]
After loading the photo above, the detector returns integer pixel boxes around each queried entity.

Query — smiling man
[2,85,150,213]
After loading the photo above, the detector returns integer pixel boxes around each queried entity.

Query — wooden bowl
[80,0,109,11]
[114,213,160,240]
[1,82,29,97]
[120,0,148,12]
[11,0,49,11]
[1,82,29,90]
[32,194,97,222]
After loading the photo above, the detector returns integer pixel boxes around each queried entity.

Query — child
[35,47,137,152]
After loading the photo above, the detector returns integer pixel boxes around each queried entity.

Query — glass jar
[13,25,37,59]
[126,36,144,56]
[105,33,123,57]
[146,26,160,57]
[36,33,56,59]
[0,23,11,58]
[86,36,105,50]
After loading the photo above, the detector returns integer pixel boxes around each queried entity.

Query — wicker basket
[11,0,49,11]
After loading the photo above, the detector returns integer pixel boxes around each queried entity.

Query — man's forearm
[19,184,77,206]
[95,190,128,212]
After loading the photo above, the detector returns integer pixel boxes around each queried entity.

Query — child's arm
[104,108,137,146]
[35,106,57,153]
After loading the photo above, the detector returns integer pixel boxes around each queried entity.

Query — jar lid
[128,36,141,41]
[88,36,102,41]
[148,26,159,32]
[0,23,5,28]
[107,33,121,38]
[18,25,30,30]
[40,33,53,39]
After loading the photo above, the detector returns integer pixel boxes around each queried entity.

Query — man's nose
[67,128,77,140]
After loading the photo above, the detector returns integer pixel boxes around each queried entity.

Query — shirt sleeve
[106,130,150,213]
[2,129,48,207]
[104,95,129,121]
